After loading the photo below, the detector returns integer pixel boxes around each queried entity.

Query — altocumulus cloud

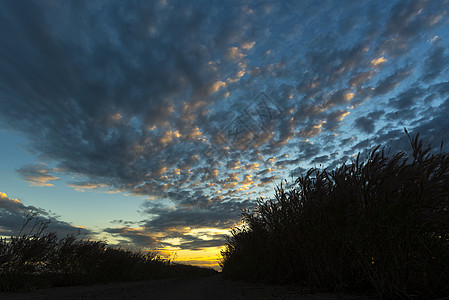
[0,0,449,251]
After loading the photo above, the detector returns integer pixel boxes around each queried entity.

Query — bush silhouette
[221,133,449,298]
[0,213,217,291]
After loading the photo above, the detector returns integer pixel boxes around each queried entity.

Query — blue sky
[1,0,449,268]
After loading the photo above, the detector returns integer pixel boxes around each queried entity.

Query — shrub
[0,212,217,291]
[221,133,449,298]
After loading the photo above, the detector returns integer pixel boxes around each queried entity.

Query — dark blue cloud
[354,110,385,134]
[422,43,449,82]
[0,192,90,237]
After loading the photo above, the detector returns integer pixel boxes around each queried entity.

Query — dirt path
[0,275,371,299]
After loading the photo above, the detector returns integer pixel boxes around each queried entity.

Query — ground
[0,274,372,299]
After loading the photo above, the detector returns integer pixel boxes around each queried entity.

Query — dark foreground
[0,274,371,300]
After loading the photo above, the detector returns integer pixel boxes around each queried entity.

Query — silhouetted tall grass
[221,133,449,298]
[0,213,216,291]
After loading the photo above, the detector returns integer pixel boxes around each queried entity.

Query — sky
[1,0,449,270]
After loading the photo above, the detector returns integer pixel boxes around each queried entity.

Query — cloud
[382,0,426,38]
[353,111,385,135]
[372,67,412,96]
[225,47,245,61]
[422,43,449,82]
[429,35,439,44]
[66,181,115,193]
[0,192,89,237]
[0,192,32,213]
[379,0,447,56]
[173,237,225,250]
[348,71,375,88]
[16,164,59,187]
[323,90,355,110]
[355,116,375,134]
[371,57,387,67]
[311,155,329,165]
[258,175,277,187]
[388,87,424,109]
[241,41,256,50]
[103,227,158,249]
[142,199,251,231]
[324,110,351,131]
[100,199,252,250]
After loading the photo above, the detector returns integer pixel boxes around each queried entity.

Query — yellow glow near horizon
[101,224,233,271]
[158,245,226,270]
[156,226,234,270]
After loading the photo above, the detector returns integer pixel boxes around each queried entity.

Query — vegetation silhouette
[0,212,217,291]
[221,132,449,298]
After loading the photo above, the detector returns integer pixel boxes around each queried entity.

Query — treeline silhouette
[221,133,449,298]
[0,213,216,291]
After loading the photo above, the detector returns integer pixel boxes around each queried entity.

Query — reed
[221,133,449,298]
[0,212,216,291]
